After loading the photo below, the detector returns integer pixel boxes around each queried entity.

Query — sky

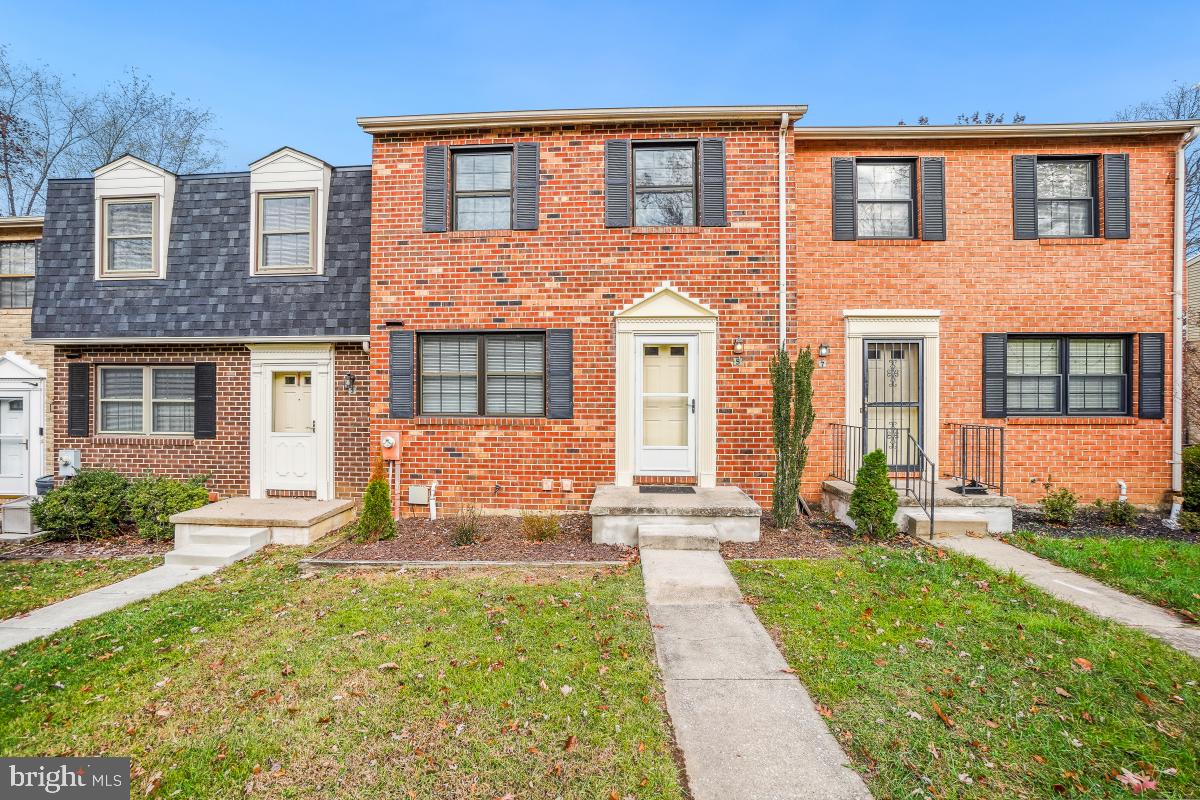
[4,0,1198,169]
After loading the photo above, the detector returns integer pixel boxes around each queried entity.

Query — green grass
[733,548,1200,799]
[1,557,163,619]
[1006,534,1200,619]
[0,549,684,800]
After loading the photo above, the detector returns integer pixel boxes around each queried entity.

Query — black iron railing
[947,423,1005,496]
[829,423,936,539]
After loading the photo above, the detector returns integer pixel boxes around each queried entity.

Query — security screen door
[862,339,922,468]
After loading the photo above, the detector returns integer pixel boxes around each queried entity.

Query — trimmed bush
[1040,486,1078,526]
[352,460,396,543]
[1178,510,1200,532]
[31,469,131,541]
[521,513,560,542]
[1094,498,1137,528]
[127,475,210,541]
[1183,445,1200,511]
[848,449,898,539]
[451,506,480,547]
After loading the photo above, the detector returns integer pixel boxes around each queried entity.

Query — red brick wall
[793,135,1182,505]
[369,121,785,513]
[52,343,370,499]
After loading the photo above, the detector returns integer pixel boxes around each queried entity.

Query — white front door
[635,335,698,476]
[0,393,30,495]
[266,371,317,492]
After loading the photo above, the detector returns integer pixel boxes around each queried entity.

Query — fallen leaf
[1054,687,1071,698]
[378,662,400,671]
[1073,657,1093,672]
[1115,768,1157,794]
[931,700,955,728]
[564,735,578,752]
[1135,691,1153,707]
[816,704,833,719]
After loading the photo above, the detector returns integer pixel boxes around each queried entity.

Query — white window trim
[97,365,195,437]
[254,190,318,275]
[92,155,175,281]
[99,196,160,279]
[0,240,37,309]
[248,148,331,276]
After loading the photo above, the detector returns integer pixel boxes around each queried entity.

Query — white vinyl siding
[98,366,195,435]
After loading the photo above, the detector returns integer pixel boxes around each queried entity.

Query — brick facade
[793,134,1181,505]
[369,121,785,514]
[51,343,370,499]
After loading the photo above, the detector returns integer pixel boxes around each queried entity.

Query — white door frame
[634,333,699,476]
[614,283,718,488]
[248,343,335,500]
[0,352,47,497]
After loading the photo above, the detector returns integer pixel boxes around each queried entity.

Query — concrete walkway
[641,549,872,800]
[940,535,1200,660]
[0,563,217,651]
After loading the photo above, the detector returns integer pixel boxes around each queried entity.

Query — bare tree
[0,46,222,216]
[1115,82,1199,256]
[898,112,1024,126]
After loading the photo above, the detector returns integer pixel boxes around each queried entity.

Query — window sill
[445,229,523,240]
[1006,416,1137,426]
[1038,237,1103,246]
[854,239,922,247]
[627,226,702,235]
[93,435,198,445]
[411,416,551,428]
[248,273,328,283]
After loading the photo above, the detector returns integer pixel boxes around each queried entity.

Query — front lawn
[733,548,1200,799]
[1,556,163,620]
[0,551,684,799]
[1006,534,1200,620]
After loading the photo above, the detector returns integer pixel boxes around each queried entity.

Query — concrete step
[903,509,991,539]
[164,540,263,568]
[638,523,720,551]
[187,526,270,547]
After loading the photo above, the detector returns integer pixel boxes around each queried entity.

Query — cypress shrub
[353,460,396,543]
[848,449,898,539]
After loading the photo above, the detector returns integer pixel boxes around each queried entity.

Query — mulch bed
[319,513,634,563]
[720,515,858,559]
[1011,507,1200,543]
[0,535,172,560]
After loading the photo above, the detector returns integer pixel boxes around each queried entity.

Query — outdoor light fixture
[818,343,830,358]
[732,336,744,355]
[344,372,357,394]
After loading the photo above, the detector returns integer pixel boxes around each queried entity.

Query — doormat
[639,486,696,494]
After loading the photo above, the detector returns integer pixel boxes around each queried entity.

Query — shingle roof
[31,168,370,340]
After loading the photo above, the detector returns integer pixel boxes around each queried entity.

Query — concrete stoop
[164,526,270,568]
[901,508,993,538]
[590,484,761,545]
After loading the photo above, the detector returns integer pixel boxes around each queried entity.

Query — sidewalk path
[940,535,1200,659]
[641,549,872,800]
[0,564,217,651]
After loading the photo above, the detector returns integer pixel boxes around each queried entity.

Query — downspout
[1172,127,1198,498]
[778,112,790,348]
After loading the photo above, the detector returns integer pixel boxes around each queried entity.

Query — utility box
[2,497,39,536]
[380,431,401,461]
[408,485,430,505]
[57,449,80,478]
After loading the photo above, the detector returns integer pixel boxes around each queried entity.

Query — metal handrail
[829,423,936,539]
[947,423,1005,496]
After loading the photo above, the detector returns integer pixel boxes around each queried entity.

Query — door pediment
[615,282,718,320]
[0,351,46,382]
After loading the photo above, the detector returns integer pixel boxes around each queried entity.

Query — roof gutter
[794,120,1200,140]
[28,335,370,346]
[357,105,808,134]
[1171,125,1199,495]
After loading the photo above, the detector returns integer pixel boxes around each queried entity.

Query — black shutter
[604,140,632,228]
[1012,155,1038,240]
[67,362,90,437]
[513,142,540,231]
[832,157,856,240]
[1103,153,1130,239]
[920,157,946,241]
[193,363,217,439]
[1138,333,1165,419]
[389,330,415,418]
[982,333,1007,419]
[546,329,574,419]
[698,137,728,227]
[422,145,448,233]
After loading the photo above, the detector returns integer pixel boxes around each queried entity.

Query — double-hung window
[855,160,916,238]
[0,241,36,308]
[101,198,157,277]
[1006,336,1128,416]
[419,333,545,417]
[98,366,196,435]
[633,144,696,226]
[1035,158,1096,237]
[257,192,315,273]
[453,150,513,231]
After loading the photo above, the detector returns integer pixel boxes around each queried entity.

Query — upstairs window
[98,366,195,435]
[101,198,157,277]
[1006,335,1128,416]
[1036,158,1096,237]
[453,150,512,231]
[855,160,915,238]
[257,192,315,273]
[633,144,696,226]
[0,241,36,308]
[418,333,545,417]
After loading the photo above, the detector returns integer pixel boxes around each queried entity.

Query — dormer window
[257,191,316,273]
[101,197,158,277]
